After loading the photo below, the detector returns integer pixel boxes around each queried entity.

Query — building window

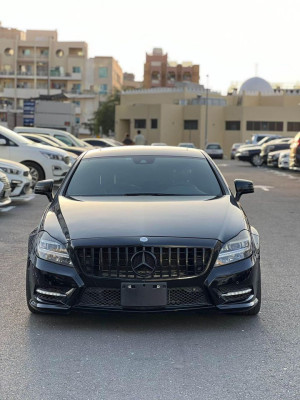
[22,49,31,56]
[167,71,176,82]
[151,71,160,83]
[99,67,108,78]
[246,121,283,131]
[4,48,14,56]
[184,120,198,130]
[71,84,81,93]
[99,84,108,94]
[183,72,191,81]
[225,121,241,130]
[75,117,80,124]
[287,122,300,132]
[151,119,158,129]
[72,66,81,73]
[134,119,146,129]
[56,49,64,58]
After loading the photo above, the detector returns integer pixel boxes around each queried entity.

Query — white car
[178,143,196,148]
[0,170,11,206]
[278,150,290,169]
[151,143,167,146]
[0,126,72,186]
[14,127,91,149]
[0,159,32,198]
[205,143,223,159]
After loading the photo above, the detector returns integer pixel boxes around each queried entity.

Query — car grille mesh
[77,287,212,308]
[75,246,212,279]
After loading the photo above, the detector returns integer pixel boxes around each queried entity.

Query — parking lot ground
[0,160,299,400]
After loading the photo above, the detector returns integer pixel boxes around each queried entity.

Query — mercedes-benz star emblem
[131,251,157,277]
[140,237,148,243]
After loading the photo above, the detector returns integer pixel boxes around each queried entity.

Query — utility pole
[204,74,209,147]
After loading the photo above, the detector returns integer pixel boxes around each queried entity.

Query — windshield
[75,137,91,147]
[66,156,223,197]
[206,144,221,149]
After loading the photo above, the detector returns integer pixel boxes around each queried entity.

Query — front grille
[23,170,29,177]
[64,156,70,165]
[77,286,211,308]
[168,287,211,306]
[75,246,212,279]
[78,288,121,307]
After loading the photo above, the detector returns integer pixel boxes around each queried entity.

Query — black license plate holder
[121,282,167,308]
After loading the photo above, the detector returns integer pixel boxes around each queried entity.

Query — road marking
[0,206,16,212]
[254,185,274,192]
[217,163,228,167]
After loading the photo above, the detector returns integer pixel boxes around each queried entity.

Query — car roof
[83,145,206,159]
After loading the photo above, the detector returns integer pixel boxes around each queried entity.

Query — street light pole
[204,74,209,148]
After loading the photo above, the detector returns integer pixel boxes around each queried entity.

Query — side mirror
[0,138,6,145]
[234,179,254,201]
[34,179,54,202]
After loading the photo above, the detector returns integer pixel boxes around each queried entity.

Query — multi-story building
[0,26,87,113]
[115,77,300,156]
[0,24,123,133]
[144,48,200,89]
[86,56,123,102]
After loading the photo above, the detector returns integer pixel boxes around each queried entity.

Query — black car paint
[27,147,261,314]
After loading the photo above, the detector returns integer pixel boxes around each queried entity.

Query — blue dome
[239,77,273,94]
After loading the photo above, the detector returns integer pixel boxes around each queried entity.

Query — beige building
[86,56,123,102]
[115,77,300,156]
[0,23,123,133]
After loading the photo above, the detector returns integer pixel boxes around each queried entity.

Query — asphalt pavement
[0,160,299,400]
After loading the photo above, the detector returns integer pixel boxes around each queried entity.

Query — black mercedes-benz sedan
[27,146,261,315]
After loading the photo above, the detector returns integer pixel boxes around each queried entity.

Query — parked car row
[234,132,300,171]
[0,127,130,208]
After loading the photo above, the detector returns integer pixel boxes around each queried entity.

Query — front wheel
[250,154,263,167]
[22,161,45,186]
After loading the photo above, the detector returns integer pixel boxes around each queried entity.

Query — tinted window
[66,156,222,197]
[206,144,221,149]
[54,135,74,146]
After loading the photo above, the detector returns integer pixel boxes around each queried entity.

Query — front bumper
[27,252,261,314]
[235,154,251,162]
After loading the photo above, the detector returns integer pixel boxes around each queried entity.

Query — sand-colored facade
[115,86,300,156]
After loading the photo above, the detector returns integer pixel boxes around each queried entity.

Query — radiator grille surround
[75,246,213,279]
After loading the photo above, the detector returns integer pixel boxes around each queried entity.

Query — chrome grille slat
[76,246,212,279]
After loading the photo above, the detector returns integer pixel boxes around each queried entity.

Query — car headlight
[0,167,21,175]
[40,151,65,162]
[36,231,73,267]
[215,230,252,267]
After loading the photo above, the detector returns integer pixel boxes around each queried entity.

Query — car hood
[43,195,248,244]
[0,158,29,172]
[238,145,261,152]
[24,142,69,156]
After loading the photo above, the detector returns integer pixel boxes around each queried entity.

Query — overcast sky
[3,0,300,93]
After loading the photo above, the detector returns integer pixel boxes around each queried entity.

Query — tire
[250,154,263,167]
[22,161,45,186]
[237,269,261,316]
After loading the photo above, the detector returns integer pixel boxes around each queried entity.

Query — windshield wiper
[123,193,182,196]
